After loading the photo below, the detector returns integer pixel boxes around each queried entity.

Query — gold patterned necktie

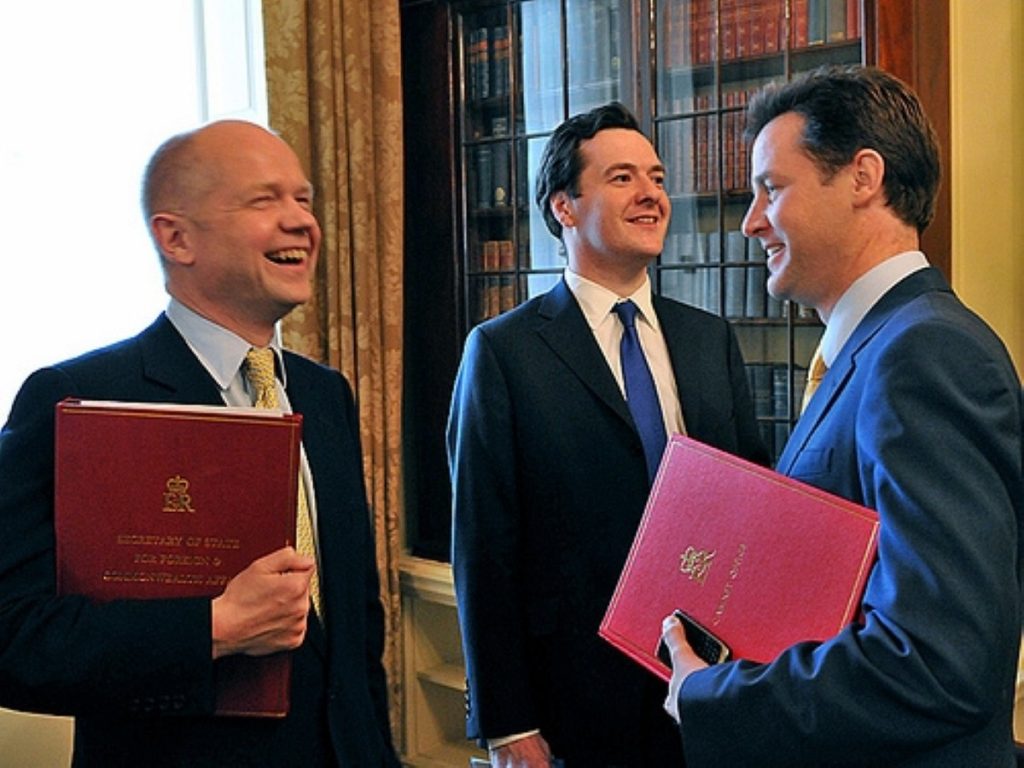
[245,347,322,619]
[800,344,829,415]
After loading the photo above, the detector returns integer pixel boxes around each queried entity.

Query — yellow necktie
[245,348,322,619]
[800,344,828,415]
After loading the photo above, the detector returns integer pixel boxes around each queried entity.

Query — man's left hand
[660,613,708,723]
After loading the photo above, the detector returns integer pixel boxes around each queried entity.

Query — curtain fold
[262,0,404,735]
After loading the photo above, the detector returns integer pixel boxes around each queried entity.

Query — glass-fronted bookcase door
[652,0,863,459]
[454,0,867,462]
[455,0,635,328]
[444,0,946,475]
[398,1,948,758]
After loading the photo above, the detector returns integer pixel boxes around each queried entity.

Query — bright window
[0,0,268,757]
[0,0,266,419]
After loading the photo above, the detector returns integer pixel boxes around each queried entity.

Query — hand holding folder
[54,399,303,716]
[601,435,879,681]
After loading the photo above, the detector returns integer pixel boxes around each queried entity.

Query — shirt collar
[564,268,660,332]
[819,250,929,366]
[165,298,286,389]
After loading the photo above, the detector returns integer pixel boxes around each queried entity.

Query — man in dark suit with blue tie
[661,66,1023,766]
[448,102,768,766]
[0,121,399,766]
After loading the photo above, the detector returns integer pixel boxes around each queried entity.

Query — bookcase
[402,0,949,561]
[455,0,631,330]
[398,0,949,762]
[445,0,949,466]
[652,0,866,459]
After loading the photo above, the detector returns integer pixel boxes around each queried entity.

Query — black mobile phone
[657,609,731,667]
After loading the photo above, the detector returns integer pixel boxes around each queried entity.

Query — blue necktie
[614,300,667,481]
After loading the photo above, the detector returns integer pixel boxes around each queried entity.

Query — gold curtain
[261,0,404,734]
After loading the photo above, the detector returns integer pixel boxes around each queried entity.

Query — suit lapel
[777,267,951,473]
[136,316,331,662]
[535,280,635,429]
[283,359,332,658]
[653,294,702,433]
[137,315,225,406]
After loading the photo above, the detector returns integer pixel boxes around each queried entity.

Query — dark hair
[535,101,643,239]
[745,65,940,234]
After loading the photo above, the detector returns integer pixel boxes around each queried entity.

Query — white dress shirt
[565,269,686,436]
[165,299,321,552]
[817,251,930,366]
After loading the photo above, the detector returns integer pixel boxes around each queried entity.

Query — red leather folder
[54,399,302,717]
[600,434,879,681]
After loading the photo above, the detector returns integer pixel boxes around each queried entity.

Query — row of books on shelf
[467,25,510,104]
[469,230,819,323]
[662,263,818,322]
[566,0,622,92]
[470,238,517,324]
[473,239,515,273]
[472,117,520,211]
[662,230,764,319]
[664,0,860,70]
[746,362,808,461]
[660,229,819,321]
[468,269,813,325]
[470,275,517,325]
[661,262,774,320]
[662,89,754,196]
[516,1,623,133]
[469,2,623,108]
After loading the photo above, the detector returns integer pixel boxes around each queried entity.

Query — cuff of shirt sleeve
[488,729,541,750]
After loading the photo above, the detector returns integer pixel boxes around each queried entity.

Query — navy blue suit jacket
[0,314,398,767]
[678,268,1024,766]
[448,280,768,765]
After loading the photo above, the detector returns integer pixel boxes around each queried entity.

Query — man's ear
[850,148,885,206]
[150,213,195,265]
[550,191,576,230]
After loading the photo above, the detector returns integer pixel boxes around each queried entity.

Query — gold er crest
[679,546,715,585]
[162,475,195,513]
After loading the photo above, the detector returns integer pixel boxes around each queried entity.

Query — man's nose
[283,199,317,230]
[636,176,663,202]
[741,195,765,238]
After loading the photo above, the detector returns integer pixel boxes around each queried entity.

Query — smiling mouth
[266,248,307,264]
[629,215,660,225]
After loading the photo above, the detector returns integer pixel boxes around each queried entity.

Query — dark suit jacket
[678,268,1024,766]
[448,279,768,766]
[0,315,398,767]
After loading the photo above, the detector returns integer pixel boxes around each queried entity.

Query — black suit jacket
[0,315,398,767]
[448,280,768,766]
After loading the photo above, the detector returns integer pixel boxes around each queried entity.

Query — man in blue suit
[448,102,769,766]
[661,66,1023,766]
[0,121,399,766]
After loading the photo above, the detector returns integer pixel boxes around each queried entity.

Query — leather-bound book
[601,434,879,681]
[54,399,301,717]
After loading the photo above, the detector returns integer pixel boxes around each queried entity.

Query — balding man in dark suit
[0,120,398,767]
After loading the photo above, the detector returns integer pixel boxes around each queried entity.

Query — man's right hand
[488,733,555,767]
[210,546,314,659]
